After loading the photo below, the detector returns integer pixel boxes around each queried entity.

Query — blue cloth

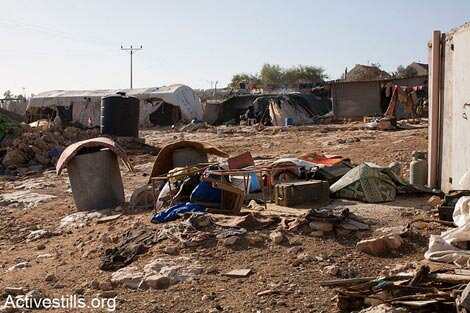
[151,202,206,223]
[190,181,221,204]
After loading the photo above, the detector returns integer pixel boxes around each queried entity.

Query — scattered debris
[223,269,252,278]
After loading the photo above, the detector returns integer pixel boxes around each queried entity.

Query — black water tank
[101,92,139,137]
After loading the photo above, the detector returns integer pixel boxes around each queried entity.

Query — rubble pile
[324,264,468,312]
[1,119,99,170]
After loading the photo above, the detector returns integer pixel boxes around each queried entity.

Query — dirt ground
[0,122,442,313]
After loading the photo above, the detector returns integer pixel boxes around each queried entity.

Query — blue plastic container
[285,117,293,126]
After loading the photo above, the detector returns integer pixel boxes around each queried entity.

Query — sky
[1,0,470,96]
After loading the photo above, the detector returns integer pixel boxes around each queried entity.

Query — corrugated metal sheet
[331,81,381,117]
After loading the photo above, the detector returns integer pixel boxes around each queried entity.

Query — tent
[212,93,332,125]
[27,84,203,127]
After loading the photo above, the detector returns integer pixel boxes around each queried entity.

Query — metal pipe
[428,30,441,188]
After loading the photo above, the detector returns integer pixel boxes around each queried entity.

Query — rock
[309,230,324,237]
[163,246,179,255]
[33,137,49,150]
[269,231,284,244]
[111,267,144,289]
[35,153,51,165]
[308,221,334,232]
[45,274,57,282]
[144,275,171,290]
[356,234,403,256]
[99,281,113,291]
[52,282,67,289]
[5,287,27,295]
[384,234,403,250]
[7,261,30,272]
[26,229,51,242]
[427,195,443,208]
[99,234,112,244]
[2,150,26,166]
[36,244,46,250]
[223,236,238,246]
[73,288,85,295]
[100,291,118,298]
[25,290,43,301]
[288,246,302,254]
[324,265,339,276]
[373,226,408,237]
[246,235,264,245]
[257,290,275,296]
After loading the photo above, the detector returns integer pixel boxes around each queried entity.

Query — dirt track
[0,123,440,313]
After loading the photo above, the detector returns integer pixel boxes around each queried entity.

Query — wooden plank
[455,269,470,276]
[224,269,252,278]
[318,277,375,287]
[429,273,470,284]
[97,213,122,224]
[394,300,437,307]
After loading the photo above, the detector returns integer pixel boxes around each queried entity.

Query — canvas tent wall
[27,84,202,127]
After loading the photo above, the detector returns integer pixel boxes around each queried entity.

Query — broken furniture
[150,164,216,210]
[56,137,132,210]
[149,140,229,182]
[200,176,244,211]
[274,180,329,207]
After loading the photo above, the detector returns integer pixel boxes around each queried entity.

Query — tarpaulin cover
[213,93,332,125]
[330,163,396,203]
[330,163,435,203]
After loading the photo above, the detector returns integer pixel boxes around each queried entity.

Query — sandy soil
[0,122,441,313]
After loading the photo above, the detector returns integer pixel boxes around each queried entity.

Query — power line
[121,45,142,89]
[0,17,119,48]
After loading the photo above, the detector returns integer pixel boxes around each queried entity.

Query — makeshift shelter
[27,84,203,127]
[212,94,331,125]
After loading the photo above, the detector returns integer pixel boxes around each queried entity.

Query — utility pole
[121,45,142,89]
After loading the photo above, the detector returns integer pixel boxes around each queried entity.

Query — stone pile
[1,119,99,169]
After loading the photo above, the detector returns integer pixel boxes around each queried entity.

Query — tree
[3,90,13,99]
[284,65,327,84]
[394,65,418,78]
[260,63,285,84]
[228,73,261,88]
[229,63,328,88]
